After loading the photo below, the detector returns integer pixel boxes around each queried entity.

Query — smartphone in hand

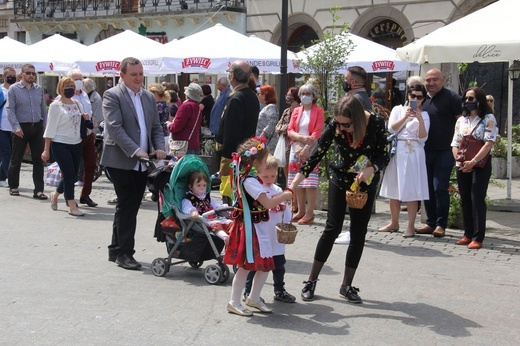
[410,100,418,112]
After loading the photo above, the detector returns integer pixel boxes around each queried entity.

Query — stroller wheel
[204,264,222,285]
[219,264,230,283]
[151,258,169,277]
[189,261,204,269]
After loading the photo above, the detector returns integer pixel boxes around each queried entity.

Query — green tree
[297,7,353,113]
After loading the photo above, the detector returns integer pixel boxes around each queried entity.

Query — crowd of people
[0,58,498,317]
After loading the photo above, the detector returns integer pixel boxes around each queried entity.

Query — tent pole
[279,0,288,119]
[507,60,513,200]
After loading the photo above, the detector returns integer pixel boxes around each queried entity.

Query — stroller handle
[139,155,173,170]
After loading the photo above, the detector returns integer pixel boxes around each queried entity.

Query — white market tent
[159,23,299,74]
[396,0,519,198]
[297,32,420,74]
[74,30,164,75]
[30,34,88,74]
[0,37,43,71]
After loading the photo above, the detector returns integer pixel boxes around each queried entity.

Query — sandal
[33,192,48,200]
[9,189,20,196]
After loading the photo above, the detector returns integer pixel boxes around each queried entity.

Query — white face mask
[301,95,312,105]
[74,80,83,91]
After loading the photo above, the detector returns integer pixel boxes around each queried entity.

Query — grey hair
[66,69,83,78]
[298,83,318,101]
[230,62,250,84]
[406,75,425,88]
[83,78,96,92]
[218,76,230,88]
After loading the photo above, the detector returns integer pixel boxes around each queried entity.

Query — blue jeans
[423,150,454,229]
[52,141,82,201]
[0,129,12,181]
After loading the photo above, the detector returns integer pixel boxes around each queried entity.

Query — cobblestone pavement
[1,163,519,345]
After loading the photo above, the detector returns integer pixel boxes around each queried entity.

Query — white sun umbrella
[0,37,45,72]
[160,23,299,74]
[75,30,164,76]
[29,34,88,74]
[297,32,419,74]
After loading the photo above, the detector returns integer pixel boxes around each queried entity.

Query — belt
[22,121,42,126]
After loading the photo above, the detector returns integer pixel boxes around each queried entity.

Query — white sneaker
[74,181,83,186]
[334,231,351,245]
[0,180,8,188]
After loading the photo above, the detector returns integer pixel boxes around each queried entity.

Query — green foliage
[297,7,353,113]
[457,63,479,94]
[493,136,519,158]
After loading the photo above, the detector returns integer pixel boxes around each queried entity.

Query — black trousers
[245,254,287,294]
[314,176,379,269]
[106,167,148,257]
[8,121,45,193]
[52,141,82,201]
[456,161,492,242]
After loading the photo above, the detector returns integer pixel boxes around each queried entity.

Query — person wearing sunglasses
[289,95,389,304]
[416,68,463,238]
[486,95,495,113]
[451,87,497,249]
[379,84,430,237]
[5,64,48,199]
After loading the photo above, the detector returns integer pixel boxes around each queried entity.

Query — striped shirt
[6,81,47,131]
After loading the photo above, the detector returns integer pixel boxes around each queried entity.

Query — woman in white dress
[379,84,430,237]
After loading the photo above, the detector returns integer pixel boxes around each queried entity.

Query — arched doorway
[287,25,319,90]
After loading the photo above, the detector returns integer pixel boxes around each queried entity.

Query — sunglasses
[334,120,352,129]
[24,71,37,76]
[408,93,424,100]
[487,99,494,103]
[464,96,476,102]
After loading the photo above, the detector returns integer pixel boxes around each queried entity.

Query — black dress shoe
[108,249,117,262]
[301,280,318,301]
[115,254,142,270]
[80,197,98,207]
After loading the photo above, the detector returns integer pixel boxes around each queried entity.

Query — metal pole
[507,60,513,199]
[279,0,288,118]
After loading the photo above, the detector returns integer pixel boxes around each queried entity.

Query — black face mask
[6,76,16,85]
[64,88,75,99]
[342,81,352,93]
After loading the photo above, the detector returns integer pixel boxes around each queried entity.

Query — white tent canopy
[0,37,42,71]
[297,32,420,74]
[159,23,299,74]
[30,34,89,74]
[75,30,164,75]
[396,0,519,199]
[395,0,520,64]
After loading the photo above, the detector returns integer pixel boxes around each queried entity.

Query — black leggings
[314,176,379,269]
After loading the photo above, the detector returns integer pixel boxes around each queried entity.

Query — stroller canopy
[163,155,211,217]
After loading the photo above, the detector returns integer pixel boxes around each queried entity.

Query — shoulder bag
[169,110,200,156]
[456,119,489,169]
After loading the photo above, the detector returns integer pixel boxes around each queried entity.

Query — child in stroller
[181,171,232,244]
[151,155,232,285]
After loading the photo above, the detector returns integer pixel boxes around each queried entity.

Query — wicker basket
[346,179,368,209]
[276,222,298,244]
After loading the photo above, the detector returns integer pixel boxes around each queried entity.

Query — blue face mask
[301,95,312,105]
[464,102,478,112]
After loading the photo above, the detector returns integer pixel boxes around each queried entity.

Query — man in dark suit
[101,57,166,270]
[216,60,260,204]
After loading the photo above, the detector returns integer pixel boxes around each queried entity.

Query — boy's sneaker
[0,180,8,188]
[274,290,296,303]
[339,285,363,304]
[242,292,265,303]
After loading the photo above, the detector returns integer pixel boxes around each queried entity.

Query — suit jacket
[101,82,164,170]
[287,104,325,143]
[216,84,259,159]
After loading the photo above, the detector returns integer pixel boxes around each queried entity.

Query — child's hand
[191,210,200,218]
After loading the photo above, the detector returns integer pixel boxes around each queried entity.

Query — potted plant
[491,127,520,178]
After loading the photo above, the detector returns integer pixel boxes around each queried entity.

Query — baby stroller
[150,155,232,285]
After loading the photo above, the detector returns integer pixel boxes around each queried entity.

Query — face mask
[464,102,478,112]
[342,81,352,93]
[74,80,83,91]
[6,76,16,84]
[64,88,75,99]
[301,95,312,105]
[285,96,293,105]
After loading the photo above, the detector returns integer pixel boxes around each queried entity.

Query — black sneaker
[274,290,296,303]
[301,280,318,301]
[340,285,363,304]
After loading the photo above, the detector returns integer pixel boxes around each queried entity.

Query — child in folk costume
[224,138,293,316]
[243,155,296,303]
[181,171,232,242]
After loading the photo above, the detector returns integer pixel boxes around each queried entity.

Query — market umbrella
[29,34,88,74]
[0,37,43,71]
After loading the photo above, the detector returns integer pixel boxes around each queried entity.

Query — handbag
[80,116,88,139]
[387,123,406,159]
[169,110,200,156]
[273,135,286,166]
[456,119,489,168]
[45,162,62,187]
